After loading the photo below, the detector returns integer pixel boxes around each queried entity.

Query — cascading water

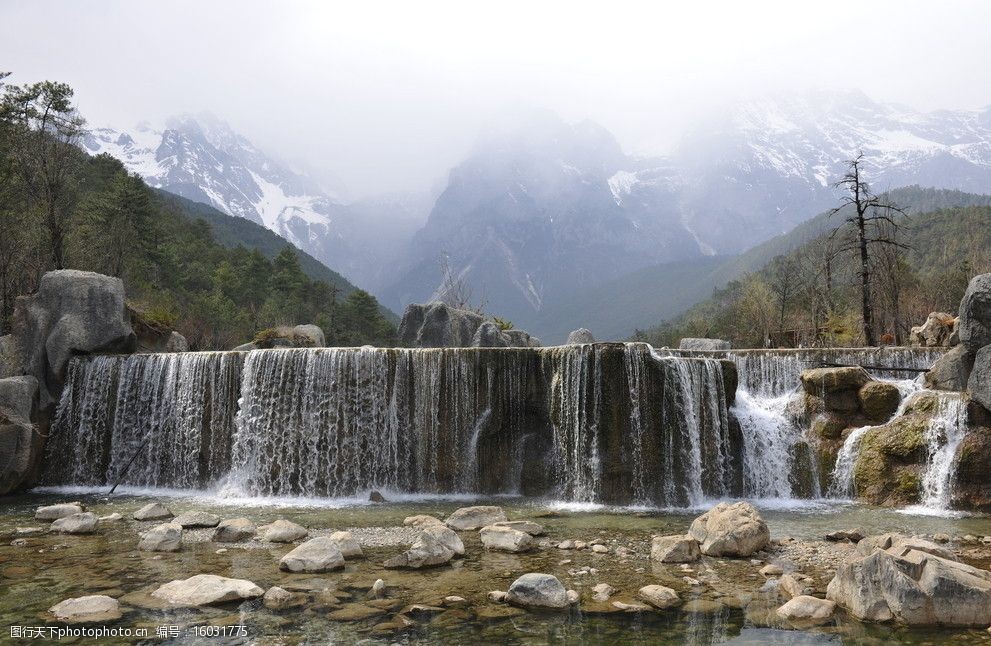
[731,390,803,499]
[917,395,968,511]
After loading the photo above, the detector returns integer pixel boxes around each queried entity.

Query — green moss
[895,470,921,496]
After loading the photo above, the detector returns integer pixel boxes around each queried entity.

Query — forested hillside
[636,200,991,348]
[0,75,395,349]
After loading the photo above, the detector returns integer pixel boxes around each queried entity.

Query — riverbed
[2,491,991,645]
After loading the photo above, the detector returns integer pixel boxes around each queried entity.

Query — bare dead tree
[828,153,910,346]
[436,254,487,314]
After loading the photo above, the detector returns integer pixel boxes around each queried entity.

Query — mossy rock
[952,426,991,511]
[811,414,847,440]
[904,391,941,415]
[800,367,870,395]
[858,381,901,423]
[852,414,929,506]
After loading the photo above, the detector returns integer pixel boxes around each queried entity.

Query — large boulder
[506,573,568,609]
[858,381,901,422]
[0,334,20,378]
[279,537,346,572]
[11,270,135,407]
[397,302,539,348]
[566,328,595,344]
[0,376,41,495]
[679,338,730,352]
[800,366,870,394]
[152,574,263,607]
[133,502,173,521]
[968,345,991,412]
[688,501,770,557]
[212,517,255,542]
[383,525,465,569]
[925,345,974,392]
[445,505,507,531]
[958,273,991,352]
[826,539,991,625]
[327,530,363,558]
[910,312,955,347]
[249,324,325,350]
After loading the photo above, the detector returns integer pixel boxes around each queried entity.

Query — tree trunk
[857,210,875,346]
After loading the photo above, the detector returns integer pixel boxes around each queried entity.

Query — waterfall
[828,378,922,498]
[917,395,968,511]
[731,390,802,499]
[548,345,602,503]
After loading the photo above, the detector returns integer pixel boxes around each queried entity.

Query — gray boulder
[679,338,730,352]
[51,512,99,534]
[968,345,991,412]
[638,584,680,609]
[397,302,539,348]
[212,517,255,542]
[152,574,263,607]
[0,377,40,495]
[279,536,346,572]
[776,596,835,625]
[566,328,595,344]
[958,273,991,352]
[826,540,991,625]
[445,505,507,531]
[138,522,183,552]
[11,270,135,407]
[166,332,189,352]
[259,519,308,542]
[133,502,173,521]
[49,595,121,623]
[688,501,770,557]
[292,324,325,347]
[383,525,465,569]
[506,573,568,609]
[173,511,220,528]
[491,520,545,535]
[650,534,701,563]
[0,334,20,378]
[35,502,84,520]
[925,345,974,391]
[479,525,533,552]
[327,530,363,558]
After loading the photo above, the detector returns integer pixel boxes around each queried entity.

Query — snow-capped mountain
[666,89,991,253]
[82,114,338,249]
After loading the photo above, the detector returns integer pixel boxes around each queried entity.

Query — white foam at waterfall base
[732,389,802,499]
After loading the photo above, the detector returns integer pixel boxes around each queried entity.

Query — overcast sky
[2,0,990,198]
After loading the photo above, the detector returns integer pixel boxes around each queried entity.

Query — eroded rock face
[12,270,135,407]
[650,535,701,563]
[506,573,568,609]
[49,595,121,623]
[688,502,769,557]
[383,525,465,569]
[279,537,346,573]
[445,506,507,531]
[479,525,533,552]
[958,273,991,352]
[826,539,991,625]
[152,574,263,606]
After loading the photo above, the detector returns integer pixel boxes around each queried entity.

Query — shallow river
[2,490,990,645]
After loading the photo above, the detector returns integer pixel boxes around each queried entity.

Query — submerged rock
[173,511,220,528]
[152,574,263,607]
[650,535,701,563]
[35,502,84,521]
[279,537,346,573]
[591,583,616,602]
[51,512,99,534]
[49,595,121,623]
[212,517,256,542]
[688,502,769,557]
[263,586,306,610]
[444,505,507,531]
[827,537,991,625]
[133,502,173,521]
[138,522,182,552]
[259,519,308,543]
[479,525,533,552]
[776,595,835,624]
[507,573,568,609]
[638,585,679,609]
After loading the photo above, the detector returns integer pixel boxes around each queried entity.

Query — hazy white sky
[2,0,990,197]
